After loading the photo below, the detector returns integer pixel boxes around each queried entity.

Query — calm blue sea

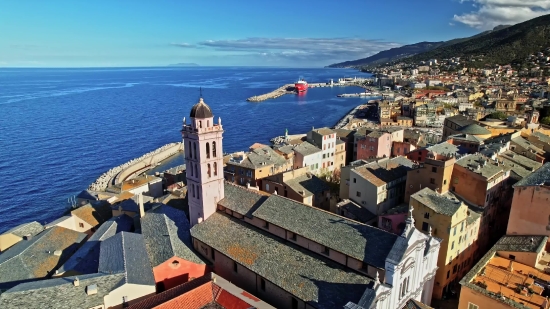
[0,67,371,233]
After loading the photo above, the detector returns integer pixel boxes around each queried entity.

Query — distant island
[168,63,200,67]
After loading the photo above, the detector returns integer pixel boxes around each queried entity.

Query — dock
[247,84,294,102]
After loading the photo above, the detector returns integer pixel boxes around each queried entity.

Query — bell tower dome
[181,95,224,226]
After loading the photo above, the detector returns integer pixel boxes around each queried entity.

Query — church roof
[190,98,213,118]
[459,124,491,135]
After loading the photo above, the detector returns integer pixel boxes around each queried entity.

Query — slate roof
[190,213,373,309]
[293,141,322,157]
[98,232,155,286]
[459,124,491,135]
[448,133,485,143]
[513,163,550,187]
[427,142,460,156]
[58,215,133,275]
[227,146,288,169]
[510,136,545,155]
[141,204,206,267]
[44,216,72,229]
[311,127,335,136]
[493,235,547,253]
[411,188,463,217]
[252,195,398,268]
[354,157,414,188]
[532,131,550,144]
[0,273,125,309]
[0,226,87,290]
[3,221,43,238]
[337,200,376,223]
[334,129,355,139]
[76,189,98,201]
[285,174,329,197]
[71,204,109,228]
[112,194,154,213]
[466,210,481,226]
[218,183,268,217]
[402,299,434,309]
[445,115,475,127]
[456,154,508,179]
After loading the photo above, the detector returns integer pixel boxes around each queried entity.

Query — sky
[1,0,550,67]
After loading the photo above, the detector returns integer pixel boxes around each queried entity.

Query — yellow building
[458,235,550,309]
[411,187,481,300]
[468,92,485,102]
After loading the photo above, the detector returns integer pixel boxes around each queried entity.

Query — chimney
[86,284,98,296]
[73,277,80,287]
[138,193,145,218]
[508,260,514,272]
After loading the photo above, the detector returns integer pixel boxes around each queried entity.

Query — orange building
[458,235,550,309]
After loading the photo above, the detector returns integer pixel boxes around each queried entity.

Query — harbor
[246,77,374,102]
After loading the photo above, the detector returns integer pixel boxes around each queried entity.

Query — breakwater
[246,84,294,102]
[88,142,183,191]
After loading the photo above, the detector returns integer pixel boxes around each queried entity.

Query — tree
[541,116,550,125]
[488,111,508,120]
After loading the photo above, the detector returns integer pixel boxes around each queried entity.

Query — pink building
[378,205,408,235]
[392,141,415,157]
[356,131,392,160]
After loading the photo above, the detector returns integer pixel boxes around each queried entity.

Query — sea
[0,67,373,233]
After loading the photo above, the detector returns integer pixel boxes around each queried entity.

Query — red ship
[294,79,308,93]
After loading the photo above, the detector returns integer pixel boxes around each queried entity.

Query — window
[422,222,429,232]
[207,164,211,178]
[194,164,198,178]
[444,179,447,185]
[447,270,450,279]
[432,167,437,173]
[263,221,269,229]
[453,264,457,274]
[353,178,356,183]
[188,141,192,159]
[424,212,430,219]
[212,141,217,157]
[451,241,455,250]
[79,222,84,228]
[289,232,297,241]
[356,191,361,197]
[260,278,266,291]
[213,162,218,176]
[291,298,298,309]
[430,178,435,184]
[211,249,215,260]
[206,142,210,158]
[509,254,516,260]
[322,246,330,255]
[233,261,238,273]
[193,142,197,159]
[468,303,479,309]
[265,183,270,191]
[453,227,457,236]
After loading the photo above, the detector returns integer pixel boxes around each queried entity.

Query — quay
[88,142,183,192]
[246,84,294,102]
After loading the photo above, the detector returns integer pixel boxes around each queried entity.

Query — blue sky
[1,0,549,67]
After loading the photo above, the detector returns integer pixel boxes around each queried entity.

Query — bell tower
[181,95,225,226]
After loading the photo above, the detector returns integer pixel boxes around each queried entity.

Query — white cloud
[453,0,550,29]
[169,42,196,48]
[187,37,401,65]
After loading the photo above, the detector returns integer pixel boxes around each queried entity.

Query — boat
[294,78,308,93]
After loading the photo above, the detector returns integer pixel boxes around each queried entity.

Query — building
[180,99,441,309]
[452,154,512,254]
[443,115,475,139]
[458,235,550,309]
[356,130,392,160]
[261,167,331,210]
[0,221,43,253]
[306,127,339,172]
[56,214,133,277]
[335,138,347,169]
[182,97,226,227]
[336,199,377,224]
[506,163,550,236]
[378,204,409,235]
[348,157,414,215]
[410,188,481,299]
[404,157,456,203]
[397,116,414,127]
[44,203,112,236]
[225,146,289,187]
[127,273,275,309]
[0,226,87,290]
[98,232,157,307]
[292,141,323,174]
[140,204,210,291]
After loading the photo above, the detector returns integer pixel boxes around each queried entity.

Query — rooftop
[411,187,464,217]
[2,221,43,238]
[218,183,269,217]
[121,175,161,192]
[311,127,335,136]
[513,163,550,187]
[354,157,414,188]
[190,213,373,309]
[58,214,134,275]
[445,115,475,127]
[98,232,155,286]
[251,195,398,268]
[141,204,207,267]
[0,273,125,309]
[293,141,322,157]
[0,226,87,289]
[284,173,330,197]
[459,124,491,135]
[71,203,111,228]
[456,154,508,180]
[337,200,377,223]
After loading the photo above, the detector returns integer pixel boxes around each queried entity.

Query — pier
[246,84,294,102]
[88,142,183,192]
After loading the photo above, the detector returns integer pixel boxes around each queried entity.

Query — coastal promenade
[88,142,183,192]
[246,81,371,102]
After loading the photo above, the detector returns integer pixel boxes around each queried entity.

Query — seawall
[88,142,183,192]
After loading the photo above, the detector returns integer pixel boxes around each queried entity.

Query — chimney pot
[73,277,80,287]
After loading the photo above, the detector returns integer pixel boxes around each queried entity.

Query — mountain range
[327,25,512,68]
